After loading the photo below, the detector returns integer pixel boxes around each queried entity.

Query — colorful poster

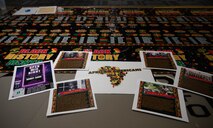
[54,51,92,70]
[75,62,154,94]
[46,78,97,116]
[9,61,56,100]
[0,45,212,73]
[174,67,213,99]
[140,51,177,71]
[0,46,58,72]
[132,81,188,122]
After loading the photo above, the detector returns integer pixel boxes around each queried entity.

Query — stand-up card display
[54,51,92,70]
[140,51,177,71]
[9,61,56,100]
[174,67,213,99]
[132,81,188,122]
[46,78,97,116]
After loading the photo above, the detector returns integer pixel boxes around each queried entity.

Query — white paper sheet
[53,51,92,71]
[75,62,154,94]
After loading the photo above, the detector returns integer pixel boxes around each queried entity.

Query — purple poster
[9,61,56,100]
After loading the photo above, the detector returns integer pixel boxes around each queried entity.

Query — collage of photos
[8,51,97,117]
[1,6,212,126]
[7,49,212,121]
[140,51,178,86]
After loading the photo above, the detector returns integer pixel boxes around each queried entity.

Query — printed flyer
[9,61,56,100]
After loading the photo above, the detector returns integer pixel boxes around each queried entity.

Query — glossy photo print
[132,81,188,122]
[9,61,56,100]
[174,67,213,99]
[54,51,92,70]
[13,7,38,15]
[140,51,177,71]
[46,78,97,116]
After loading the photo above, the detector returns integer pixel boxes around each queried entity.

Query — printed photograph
[47,79,97,116]
[151,69,176,85]
[54,51,92,70]
[132,81,188,122]
[140,51,177,70]
[13,7,38,15]
[175,67,213,99]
